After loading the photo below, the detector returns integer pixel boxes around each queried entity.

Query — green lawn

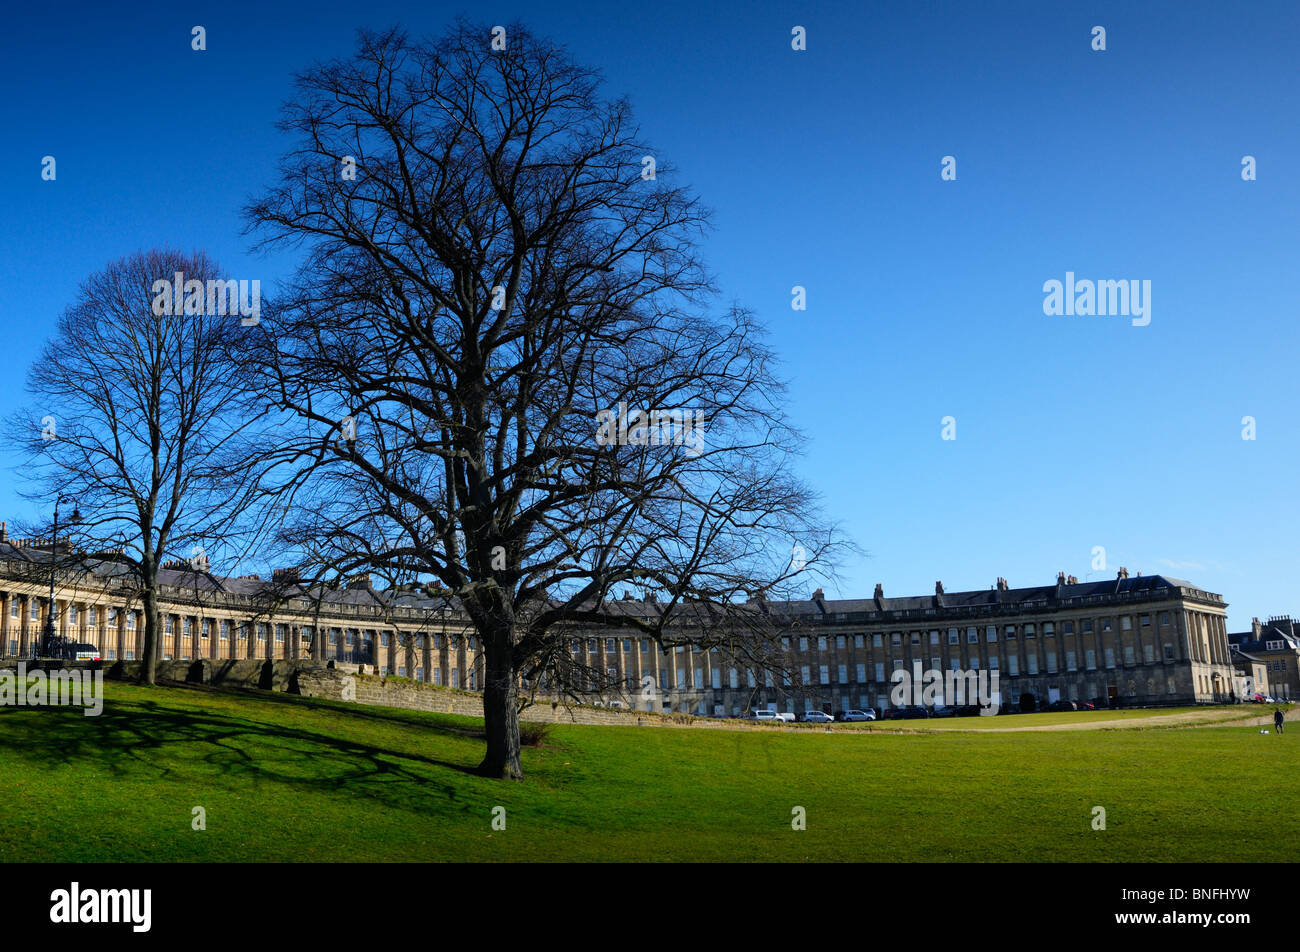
[0,682,1292,862]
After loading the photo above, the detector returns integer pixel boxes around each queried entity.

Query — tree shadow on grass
[0,688,491,817]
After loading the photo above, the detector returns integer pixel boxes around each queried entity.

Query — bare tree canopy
[244,20,847,778]
[15,248,262,684]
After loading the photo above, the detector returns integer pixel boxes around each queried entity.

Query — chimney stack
[996,577,1009,592]
[0,521,6,542]
[1057,571,1066,585]
[1117,567,1129,580]
[811,587,825,603]
[935,581,944,596]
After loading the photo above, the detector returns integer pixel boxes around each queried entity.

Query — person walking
[1274,707,1285,734]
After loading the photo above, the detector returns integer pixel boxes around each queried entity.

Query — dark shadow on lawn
[0,689,487,815]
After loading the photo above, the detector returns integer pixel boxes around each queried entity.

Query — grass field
[0,682,1293,862]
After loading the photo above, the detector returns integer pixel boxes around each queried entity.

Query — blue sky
[2,0,1297,630]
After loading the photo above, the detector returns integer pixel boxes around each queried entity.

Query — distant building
[1228,617,1300,700]
[0,520,1237,713]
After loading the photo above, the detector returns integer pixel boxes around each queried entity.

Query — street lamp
[39,495,80,659]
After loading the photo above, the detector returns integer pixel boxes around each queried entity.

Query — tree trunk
[140,590,159,686]
[479,636,523,780]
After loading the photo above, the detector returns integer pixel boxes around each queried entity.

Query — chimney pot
[935,581,944,595]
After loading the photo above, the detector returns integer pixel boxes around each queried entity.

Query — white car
[748,709,780,722]
[802,710,834,723]
[775,711,796,722]
[841,709,876,722]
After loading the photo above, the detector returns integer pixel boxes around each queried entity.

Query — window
[1025,624,1036,637]
[1167,677,1176,694]
[88,608,97,626]
[165,617,174,634]
[967,628,978,644]
[874,663,885,682]
[1121,617,1132,631]
[949,657,961,671]
[1085,648,1096,669]
[1124,645,1135,665]
[276,625,285,643]
[799,637,808,651]
[873,633,883,648]
[1065,650,1076,671]
[1026,655,1039,675]
[892,659,904,671]
[986,626,997,643]
[819,665,830,685]
[606,638,616,652]
[988,656,998,670]
[892,633,902,646]
[947,628,958,645]
[641,638,651,653]
[623,639,633,652]
[1140,615,1151,627]
[837,664,848,683]
[8,601,16,619]
[695,667,704,688]
[711,669,722,690]
[1005,626,1016,639]
[398,666,406,677]
[854,634,864,648]
[1163,644,1174,661]
[587,638,596,651]
[1082,620,1092,633]
[1159,613,1170,626]
[1063,621,1074,634]
[1102,619,1112,631]
[765,671,774,687]
[1007,656,1019,676]
[818,636,827,651]
[69,606,78,624]
[30,601,38,621]
[219,621,230,641]
[747,670,757,688]
[929,630,940,645]
[856,663,866,682]
[1043,623,1054,636]
[930,656,940,671]
[1105,647,1115,668]
[1046,651,1057,672]
[800,665,811,685]
[451,670,459,688]
[1143,644,1155,664]
[836,635,846,649]
[126,613,135,629]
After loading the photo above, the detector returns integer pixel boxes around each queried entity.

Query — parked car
[1046,700,1077,712]
[72,643,101,662]
[841,709,876,722]
[1077,701,1096,710]
[802,710,834,723]
[889,707,931,720]
[747,709,780,722]
[774,711,796,722]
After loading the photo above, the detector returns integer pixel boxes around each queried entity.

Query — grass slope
[0,682,1291,862]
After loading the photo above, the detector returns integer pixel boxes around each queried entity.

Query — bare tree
[244,21,847,778]
[15,249,263,684]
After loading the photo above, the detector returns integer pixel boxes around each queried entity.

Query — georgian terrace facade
[0,529,1235,714]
